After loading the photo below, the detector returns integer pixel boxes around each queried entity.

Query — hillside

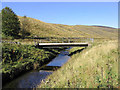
[19,16,118,39]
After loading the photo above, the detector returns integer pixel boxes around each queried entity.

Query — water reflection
[47,50,70,67]
[3,70,52,88]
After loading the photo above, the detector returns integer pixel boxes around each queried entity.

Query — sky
[1,2,118,28]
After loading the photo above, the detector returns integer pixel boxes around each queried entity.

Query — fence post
[62,38,63,43]
[68,39,70,43]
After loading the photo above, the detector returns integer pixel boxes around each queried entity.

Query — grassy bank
[69,47,85,56]
[2,43,63,85]
[38,40,118,88]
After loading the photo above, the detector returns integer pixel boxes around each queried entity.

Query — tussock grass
[38,40,118,88]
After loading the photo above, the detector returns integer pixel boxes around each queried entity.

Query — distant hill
[92,25,116,29]
[19,16,118,39]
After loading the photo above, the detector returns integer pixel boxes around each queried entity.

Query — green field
[38,40,118,88]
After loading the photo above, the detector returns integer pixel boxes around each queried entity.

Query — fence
[2,37,95,45]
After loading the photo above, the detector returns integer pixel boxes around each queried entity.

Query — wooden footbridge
[36,43,88,48]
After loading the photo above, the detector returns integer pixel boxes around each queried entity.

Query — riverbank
[2,43,64,86]
[38,40,118,88]
[68,47,85,56]
[3,47,71,88]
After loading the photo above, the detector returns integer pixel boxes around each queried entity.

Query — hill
[18,16,118,39]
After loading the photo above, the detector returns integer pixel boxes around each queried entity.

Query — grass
[38,40,118,88]
[18,16,118,39]
[2,43,64,85]
[2,15,118,88]
[69,47,85,56]
[2,44,62,73]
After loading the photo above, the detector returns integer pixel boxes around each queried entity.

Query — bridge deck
[37,43,88,47]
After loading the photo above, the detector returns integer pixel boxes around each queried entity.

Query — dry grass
[38,40,118,88]
[18,16,118,39]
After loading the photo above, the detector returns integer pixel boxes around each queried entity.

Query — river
[3,48,71,88]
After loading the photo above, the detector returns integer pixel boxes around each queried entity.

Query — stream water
[3,48,71,88]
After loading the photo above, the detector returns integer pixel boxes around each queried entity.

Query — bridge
[36,43,88,48]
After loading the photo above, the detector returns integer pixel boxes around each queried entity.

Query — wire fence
[2,37,95,45]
